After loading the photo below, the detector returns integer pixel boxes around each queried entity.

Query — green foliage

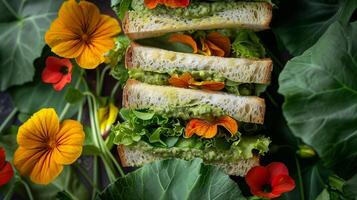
[112,109,185,147]
[9,49,85,118]
[231,30,266,59]
[109,35,131,88]
[82,126,101,156]
[0,0,62,91]
[115,0,132,20]
[274,0,357,56]
[65,88,84,104]
[96,159,246,200]
[28,166,90,200]
[278,21,357,178]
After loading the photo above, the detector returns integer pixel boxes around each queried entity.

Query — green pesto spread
[129,69,256,96]
[131,0,271,19]
[128,136,270,162]
[149,103,225,120]
[128,69,169,85]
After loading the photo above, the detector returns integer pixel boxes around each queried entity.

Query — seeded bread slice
[126,42,272,84]
[123,79,266,124]
[118,144,260,176]
[123,2,272,39]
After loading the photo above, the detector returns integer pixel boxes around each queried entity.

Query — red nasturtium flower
[144,0,190,9]
[42,56,72,91]
[0,147,14,187]
[245,162,295,199]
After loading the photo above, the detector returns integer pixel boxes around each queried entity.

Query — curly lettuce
[112,109,185,147]
[231,29,266,58]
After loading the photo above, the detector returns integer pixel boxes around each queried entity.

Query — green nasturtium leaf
[279,21,357,178]
[0,0,62,91]
[273,0,357,56]
[96,159,246,200]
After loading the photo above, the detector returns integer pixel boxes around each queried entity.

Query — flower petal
[200,38,211,56]
[17,108,59,148]
[53,120,84,165]
[30,150,63,185]
[0,147,5,166]
[207,32,231,57]
[271,174,296,196]
[14,147,46,177]
[245,166,270,196]
[215,116,238,136]
[0,162,14,187]
[53,74,72,91]
[164,0,190,8]
[168,73,193,88]
[266,162,290,183]
[92,15,121,39]
[75,44,104,69]
[42,57,71,84]
[78,1,101,35]
[206,40,225,57]
[185,119,218,138]
[144,0,161,9]
[191,80,225,91]
[169,34,198,53]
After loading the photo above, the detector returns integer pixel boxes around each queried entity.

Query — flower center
[81,33,90,43]
[60,66,68,74]
[47,139,57,150]
[262,184,272,193]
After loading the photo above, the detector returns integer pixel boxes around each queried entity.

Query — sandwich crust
[123,79,266,124]
[124,2,273,39]
[126,42,273,84]
[118,144,260,176]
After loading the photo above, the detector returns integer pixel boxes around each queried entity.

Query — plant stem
[110,81,121,100]
[92,156,98,200]
[0,108,18,133]
[295,157,305,200]
[73,163,96,188]
[59,69,84,121]
[98,65,111,96]
[20,179,34,200]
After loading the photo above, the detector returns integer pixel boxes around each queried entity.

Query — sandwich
[112,80,271,176]
[122,0,273,39]
[111,0,273,176]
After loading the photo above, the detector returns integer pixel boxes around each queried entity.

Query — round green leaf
[96,159,246,200]
[273,0,357,56]
[0,0,62,91]
[279,21,357,177]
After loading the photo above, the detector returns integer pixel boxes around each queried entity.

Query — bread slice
[118,144,260,176]
[123,79,265,124]
[123,2,273,39]
[126,42,272,84]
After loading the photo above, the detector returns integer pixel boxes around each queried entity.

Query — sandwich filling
[131,0,272,19]
[112,108,270,162]
[128,69,264,96]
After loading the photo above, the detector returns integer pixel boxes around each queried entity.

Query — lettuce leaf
[231,29,266,58]
[112,109,185,147]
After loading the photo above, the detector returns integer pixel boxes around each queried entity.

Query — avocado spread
[150,103,225,120]
[132,0,271,19]
[129,69,256,95]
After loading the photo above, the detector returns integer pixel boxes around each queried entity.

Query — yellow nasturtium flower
[14,108,85,185]
[98,103,119,136]
[45,0,121,69]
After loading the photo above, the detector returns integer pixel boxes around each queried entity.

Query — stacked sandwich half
[113,0,273,176]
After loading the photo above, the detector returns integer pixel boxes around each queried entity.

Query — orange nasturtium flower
[45,0,121,69]
[168,72,225,91]
[14,108,85,185]
[185,116,238,139]
[145,0,190,9]
[98,102,119,136]
[168,32,230,57]
[200,32,231,57]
